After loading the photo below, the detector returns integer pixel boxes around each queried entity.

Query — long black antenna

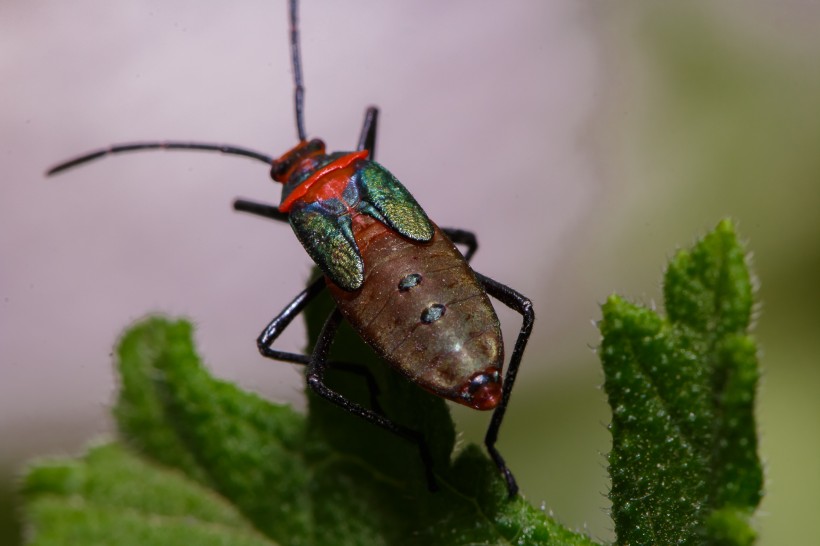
[46,2,307,177]
[46,142,274,176]
[289,0,307,141]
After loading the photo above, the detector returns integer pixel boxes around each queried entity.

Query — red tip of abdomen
[469,382,502,411]
[458,368,503,411]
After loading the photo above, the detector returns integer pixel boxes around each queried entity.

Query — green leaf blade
[601,220,762,545]
[663,218,753,337]
[601,296,708,543]
[22,443,275,546]
[711,334,763,510]
[114,317,313,544]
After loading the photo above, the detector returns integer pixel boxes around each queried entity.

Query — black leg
[474,272,534,498]
[307,308,438,492]
[356,107,379,160]
[254,276,385,413]
[233,198,289,223]
[256,276,327,364]
[322,361,385,416]
[441,227,478,263]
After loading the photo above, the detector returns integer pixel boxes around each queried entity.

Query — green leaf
[22,443,275,546]
[600,219,762,545]
[23,312,596,546]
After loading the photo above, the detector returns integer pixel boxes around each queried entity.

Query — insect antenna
[289,0,307,142]
[46,1,307,177]
[46,142,275,176]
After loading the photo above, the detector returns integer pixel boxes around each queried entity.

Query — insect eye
[270,160,286,181]
[306,138,325,153]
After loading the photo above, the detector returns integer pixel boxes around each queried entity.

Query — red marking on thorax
[278,150,369,212]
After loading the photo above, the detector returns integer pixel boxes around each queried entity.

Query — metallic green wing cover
[357,161,434,242]
[289,202,364,291]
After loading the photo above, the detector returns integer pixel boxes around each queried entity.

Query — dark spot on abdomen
[398,273,422,291]
[421,303,446,324]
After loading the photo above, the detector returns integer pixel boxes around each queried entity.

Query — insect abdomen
[327,218,504,408]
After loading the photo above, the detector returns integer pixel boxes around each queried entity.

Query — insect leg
[256,276,327,365]
[441,227,478,262]
[308,308,438,492]
[255,275,384,413]
[233,199,289,223]
[356,107,379,159]
[474,272,534,498]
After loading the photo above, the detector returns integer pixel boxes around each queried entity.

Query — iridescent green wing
[356,161,434,242]
[289,202,364,291]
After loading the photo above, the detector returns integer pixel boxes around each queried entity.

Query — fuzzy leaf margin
[600,219,763,545]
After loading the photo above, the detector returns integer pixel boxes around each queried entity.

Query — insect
[47,0,533,498]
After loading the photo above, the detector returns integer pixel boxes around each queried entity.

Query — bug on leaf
[47,0,534,498]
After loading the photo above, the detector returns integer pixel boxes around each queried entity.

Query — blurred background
[2,1,818,543]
